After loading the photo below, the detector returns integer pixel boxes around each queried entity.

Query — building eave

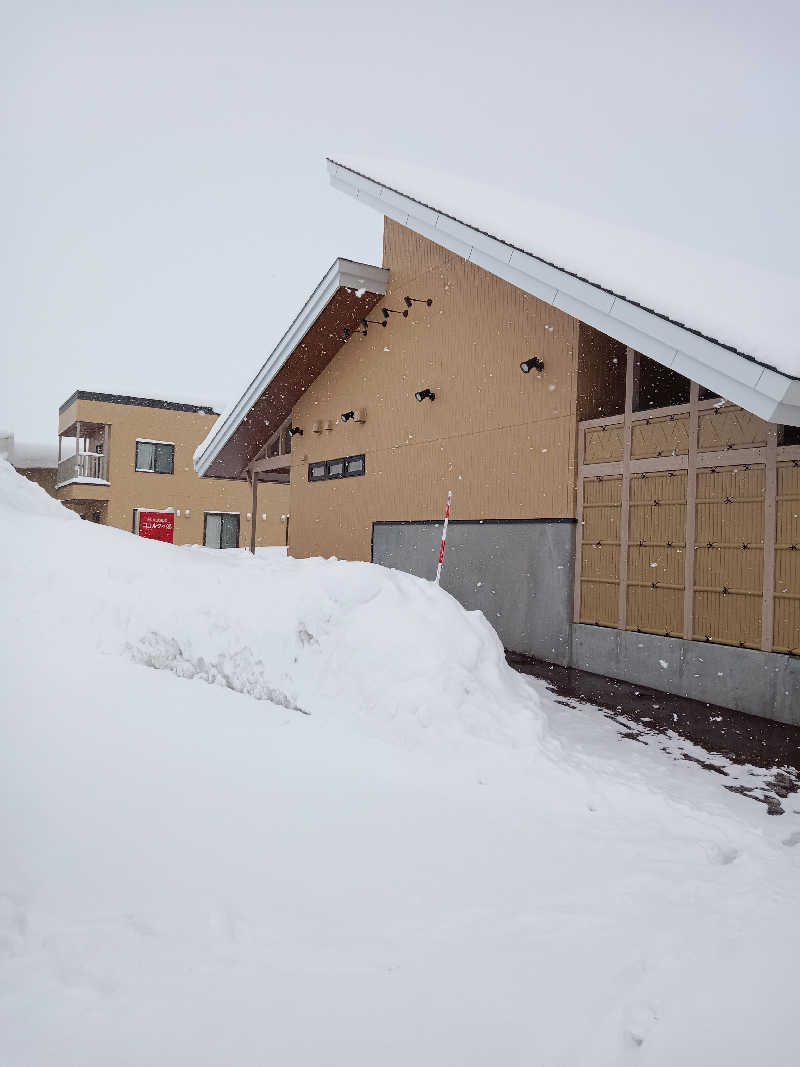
[194,258,389,479]
[327,159,800,427]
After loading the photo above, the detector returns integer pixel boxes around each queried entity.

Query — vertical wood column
[761,426,778,651]
[683,382,700,639]
[573,424,585,623]
[249,472,258,554]
[618,348,634,630]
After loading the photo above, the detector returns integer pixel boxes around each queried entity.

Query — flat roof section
[59,391,219,416]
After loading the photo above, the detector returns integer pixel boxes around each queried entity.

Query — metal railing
[56,451,108,486]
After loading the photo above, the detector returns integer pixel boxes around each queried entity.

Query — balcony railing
[56,451,109,487]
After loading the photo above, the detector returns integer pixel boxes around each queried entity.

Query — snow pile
[2,462,800,1066]
[0,461,541,748]
[334,157,800,376]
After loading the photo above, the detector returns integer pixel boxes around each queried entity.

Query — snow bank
[0,462,542,748]
[335,156,800,376]
[3,462,800,1066]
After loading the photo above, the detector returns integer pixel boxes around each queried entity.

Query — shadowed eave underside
[194,259,389,479]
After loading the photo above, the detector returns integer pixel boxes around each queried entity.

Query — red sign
[138,511,174,543]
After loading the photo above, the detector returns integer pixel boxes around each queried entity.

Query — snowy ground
[1,461,799,1066]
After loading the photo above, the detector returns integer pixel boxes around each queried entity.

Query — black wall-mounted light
[415,388,435,402]
[404,296,433,308]
[520,356,545,373]
[362,318,387,332]
[341,410,355,422]
[288,425,303,437]
[382,306,408,319]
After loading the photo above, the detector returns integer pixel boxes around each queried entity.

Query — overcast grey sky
[2,0,797,442]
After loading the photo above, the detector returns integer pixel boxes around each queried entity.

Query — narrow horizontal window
[344,454,365,477]
[135,440,174,475]
[308,454,366,484]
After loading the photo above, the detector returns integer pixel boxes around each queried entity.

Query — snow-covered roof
[328,158,800,426]
[59,390,222,417]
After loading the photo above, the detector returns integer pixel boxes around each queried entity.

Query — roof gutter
[327,159,800,427]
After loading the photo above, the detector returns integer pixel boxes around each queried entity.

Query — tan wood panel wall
[289,220,581,561]
[575,372,800,654]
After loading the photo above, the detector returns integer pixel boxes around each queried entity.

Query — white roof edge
[194,257,389,476]
[328,159,800,427]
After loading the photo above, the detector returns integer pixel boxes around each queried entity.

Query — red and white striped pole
[435,490,452,585]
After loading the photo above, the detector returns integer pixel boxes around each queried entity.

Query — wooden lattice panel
[627,585,684,637]
[579,579,619,627]
[628,471,687,543]
[631,414,689,460]
[626,471,686,636]
[693,466,764,648]
[579,475,621,626]
[582,476,622,536]
[693,591,762,649]
[584,423,624,464]
[695,467,765,543]
[774,462,800,653]
[698,406,768,452]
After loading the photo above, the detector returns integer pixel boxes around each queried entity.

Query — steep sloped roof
[329,158,800,426]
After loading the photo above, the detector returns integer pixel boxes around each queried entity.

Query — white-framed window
[203,512,240,549]
[135,439,175,474]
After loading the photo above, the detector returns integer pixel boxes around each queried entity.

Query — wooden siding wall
[288,220,581,562]
[575,351,800,654]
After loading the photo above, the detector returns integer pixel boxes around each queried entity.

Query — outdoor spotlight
[520,356,545,373]
[341,410,355,422]
[404,295,433,308]
[288,425,303,437]
[415,388,435,402]
[382,306,408,318]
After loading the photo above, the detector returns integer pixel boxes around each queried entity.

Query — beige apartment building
[56,391,289,548]
[195,159,800,724]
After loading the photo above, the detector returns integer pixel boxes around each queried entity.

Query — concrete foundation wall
[372,519,576,665]
[571,624,800,726]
